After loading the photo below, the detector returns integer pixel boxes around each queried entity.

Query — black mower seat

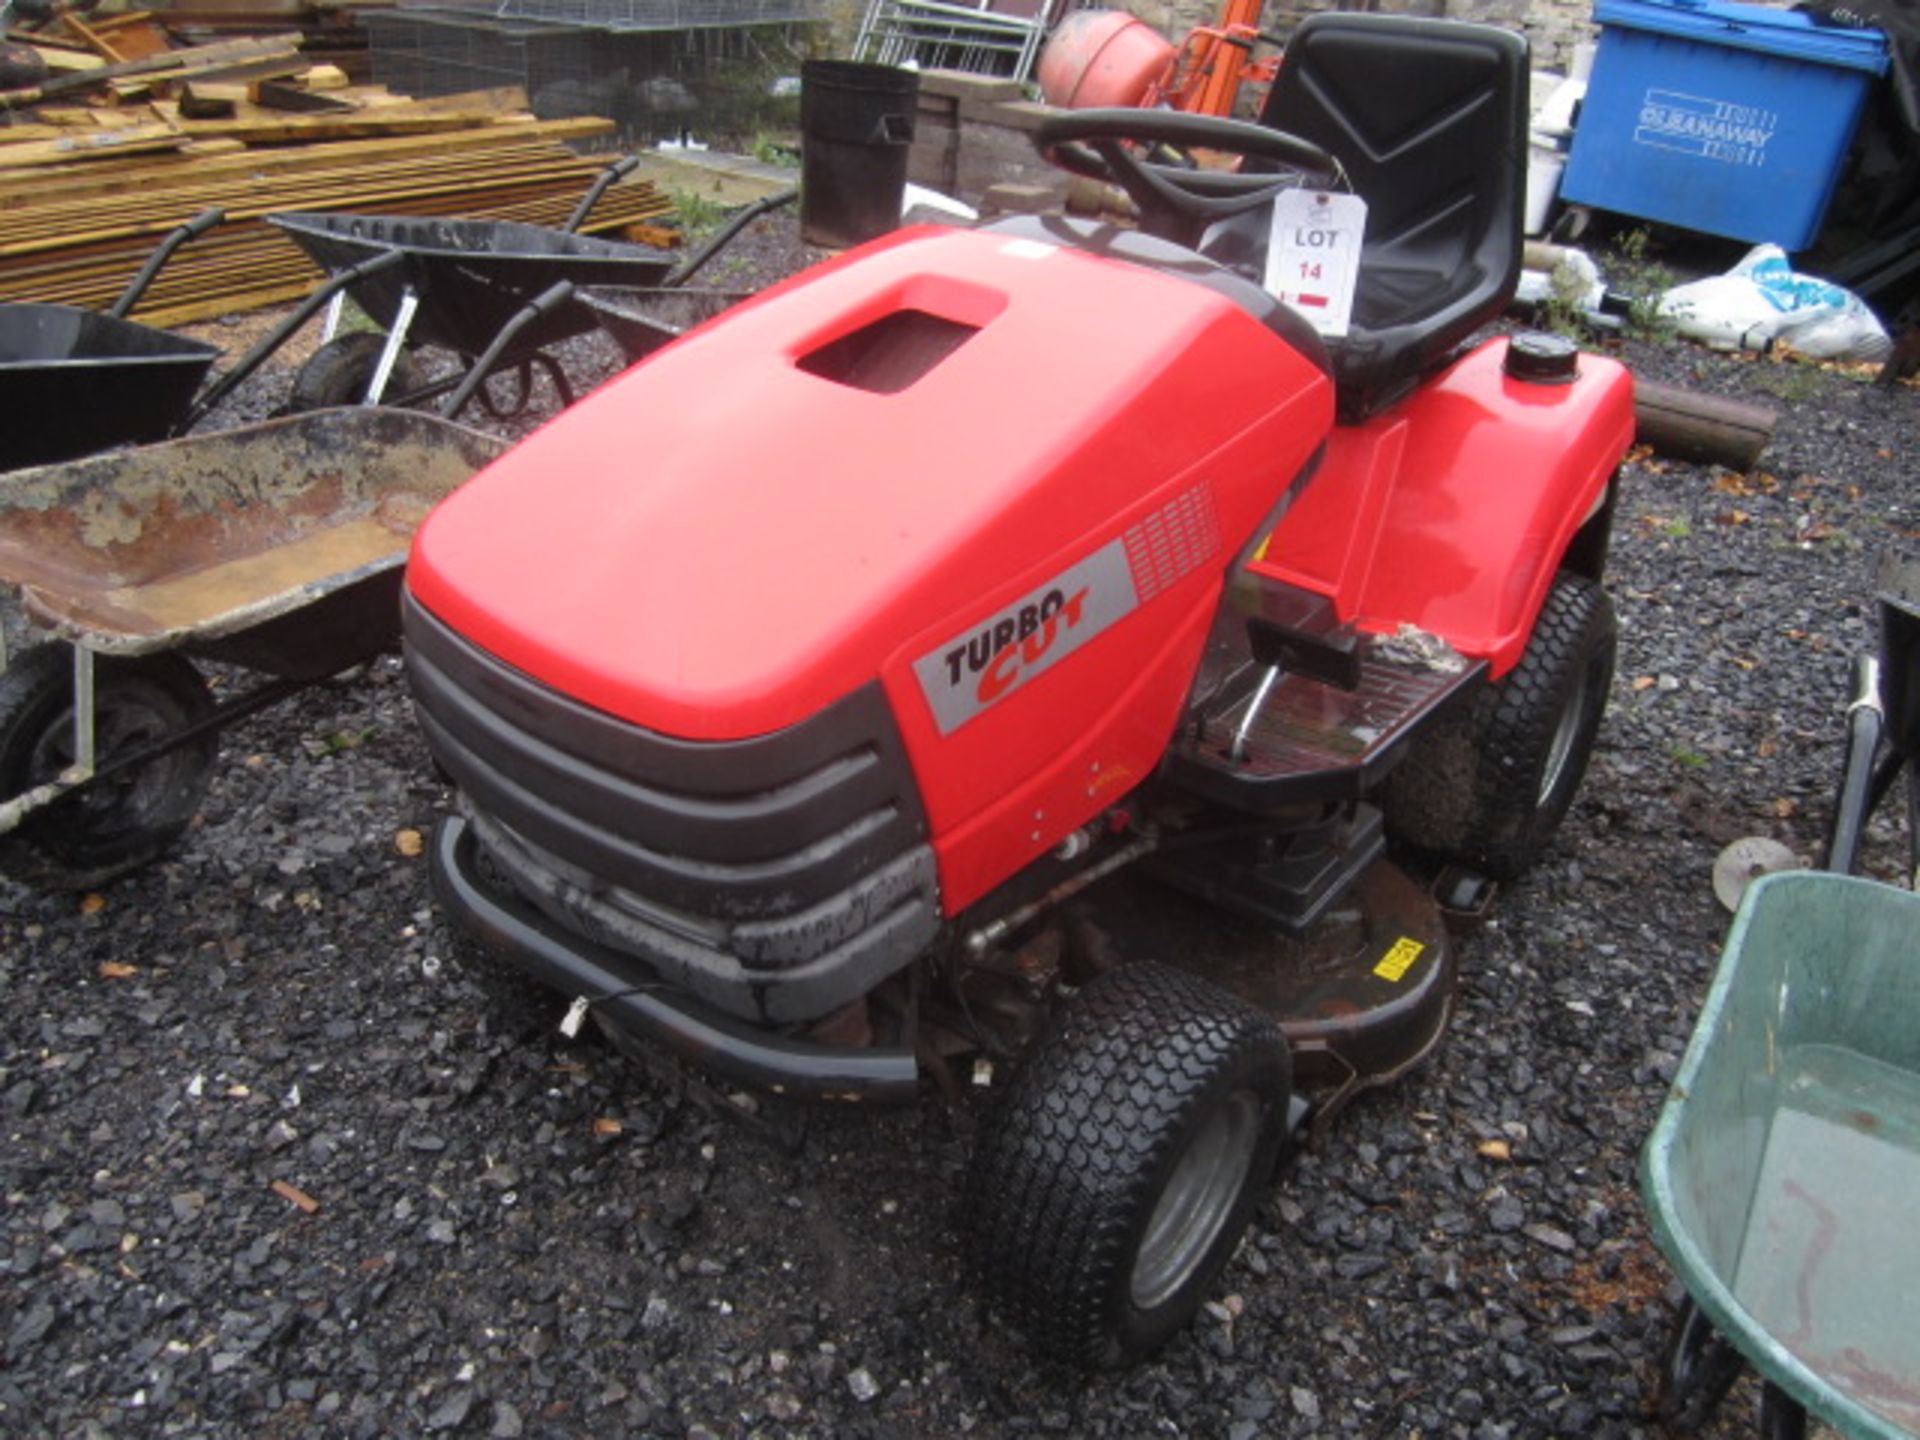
[1252,13,1529,421]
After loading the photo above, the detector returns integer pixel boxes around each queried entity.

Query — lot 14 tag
[1263,189,1366,338]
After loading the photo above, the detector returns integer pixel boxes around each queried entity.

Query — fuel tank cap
[1505,331,1580,385]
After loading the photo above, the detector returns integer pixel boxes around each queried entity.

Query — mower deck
[1076,855,1454,1116]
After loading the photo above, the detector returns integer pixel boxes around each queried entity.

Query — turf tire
[964,962,1292,1368]
[1382,571,1616,880]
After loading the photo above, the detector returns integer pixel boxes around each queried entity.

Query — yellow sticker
[1373,937,1424,982]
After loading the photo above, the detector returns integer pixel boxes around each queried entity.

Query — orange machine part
[1036,8,1177,109]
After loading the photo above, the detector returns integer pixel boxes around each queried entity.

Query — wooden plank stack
[0,24,680,328]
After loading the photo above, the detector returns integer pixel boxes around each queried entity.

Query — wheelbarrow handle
[562,155,641,234]
[178,248,409,433]
[107,207,226,320]
[442,280,577,420]
[1826,653,1885,876]
[664,185,799,288]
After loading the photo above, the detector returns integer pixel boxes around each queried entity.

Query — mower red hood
[407,225,1330,740]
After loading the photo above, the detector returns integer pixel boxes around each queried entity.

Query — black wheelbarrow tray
[0,207,475,473]
[1641,868,1920,1437]
[0,408,506,890]
[0,210,226,472]
[268,209,675,410]
[576,285,753,364]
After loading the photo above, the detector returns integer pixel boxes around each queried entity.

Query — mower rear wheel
[0,645,216,890]
[964,961,1292,1368]
[288,332,422,411]
[1383,571,1616,880]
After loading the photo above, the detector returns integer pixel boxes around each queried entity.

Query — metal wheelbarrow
[0,284,575,890]
[268,157,675,415]
[0,210,227,472]
[0,208,498,473]
[577,286,754,364]
[576,186,798,363]
[1643,550,1920,1439]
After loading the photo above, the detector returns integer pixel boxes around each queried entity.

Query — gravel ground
[2,207,1916,1440]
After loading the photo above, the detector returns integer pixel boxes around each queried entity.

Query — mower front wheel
[964,961,1292,1368]
[1383,571,1616,880]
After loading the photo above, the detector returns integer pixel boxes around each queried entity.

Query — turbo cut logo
[913,541,1140,735]
[943,585,1090,702]
[912,485,1222,736]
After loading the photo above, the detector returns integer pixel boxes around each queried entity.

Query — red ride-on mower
[402,14,1635,1366]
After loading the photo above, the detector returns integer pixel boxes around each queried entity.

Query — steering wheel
[1033,109,1339,249]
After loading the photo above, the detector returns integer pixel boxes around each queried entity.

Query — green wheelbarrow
[1644,871,1920,1437]
[1643,551,1920,1438]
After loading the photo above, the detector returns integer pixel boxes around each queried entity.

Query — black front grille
[403,595,932,927]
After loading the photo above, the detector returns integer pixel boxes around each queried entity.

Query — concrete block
[980,181,1060,215]
[918,69,1045,125]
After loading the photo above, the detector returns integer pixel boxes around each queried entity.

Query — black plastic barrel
[800,61,919,249]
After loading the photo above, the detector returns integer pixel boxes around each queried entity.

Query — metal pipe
[70,645,96,779]
[964,833,1158,956]
[321,290,346,345]
[366,287,419,405]
[1231,664,1281,763]
[1826,655,1884,875]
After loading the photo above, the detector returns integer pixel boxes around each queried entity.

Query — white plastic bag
[1659,245,1891,362]
[1656,271,1783,351]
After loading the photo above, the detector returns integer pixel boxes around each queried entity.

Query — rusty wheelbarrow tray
[0,407,506,890]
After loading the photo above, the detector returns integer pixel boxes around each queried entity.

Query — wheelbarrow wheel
[1382,571,1616,879]
[287,332,422,411]
[963,961,1292,1368]
[1655,1298,1744,1430]
[0,645,216,890]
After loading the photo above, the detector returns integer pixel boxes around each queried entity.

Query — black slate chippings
[2,211,1916,1439]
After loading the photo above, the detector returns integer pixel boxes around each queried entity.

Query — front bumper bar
[431,815,920,1103]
